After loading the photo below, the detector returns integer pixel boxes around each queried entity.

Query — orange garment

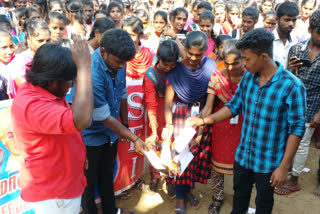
[209,53,225,71]
[126,47,154,79]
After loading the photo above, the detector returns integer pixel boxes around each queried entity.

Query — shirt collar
[273,28,293,43]
[254,61,284,86]
[301,38,310,51]
[96,47,111,73]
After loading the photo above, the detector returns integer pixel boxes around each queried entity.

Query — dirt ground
[115,141,320,214]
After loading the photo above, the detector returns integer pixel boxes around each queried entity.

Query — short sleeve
[207,72,221,95]
[24,99,79,134]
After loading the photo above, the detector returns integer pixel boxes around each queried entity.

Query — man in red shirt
[11,38,93,213]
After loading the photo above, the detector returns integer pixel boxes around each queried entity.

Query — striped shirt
[226,62,306,173]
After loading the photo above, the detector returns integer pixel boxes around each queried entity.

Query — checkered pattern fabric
[226,63,306,173]
[166,99,212,188]
[288,39,320,122]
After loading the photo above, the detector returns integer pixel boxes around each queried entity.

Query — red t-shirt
[11,82,86,202]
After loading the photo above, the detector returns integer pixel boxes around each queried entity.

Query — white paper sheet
[160,140,172,167]
[145,150,166,170]
[173,127,196,153]
[178,147,194,176]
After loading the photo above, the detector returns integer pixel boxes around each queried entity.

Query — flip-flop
[175,206,186,214]
[274,185,301,195]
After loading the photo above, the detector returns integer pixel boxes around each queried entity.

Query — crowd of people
[0,0,319,214]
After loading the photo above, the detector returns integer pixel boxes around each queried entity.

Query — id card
[230,115,239,124]
[191,105,200,116]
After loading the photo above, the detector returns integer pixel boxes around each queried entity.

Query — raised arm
[70,37,93,131]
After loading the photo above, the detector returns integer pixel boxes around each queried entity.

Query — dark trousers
[231,162,274,214]
[82,141,118,214]
[175,184,191,199]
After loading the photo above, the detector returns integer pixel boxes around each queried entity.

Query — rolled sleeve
[286,83,307,137]
[121,87,128,99]
[92,68,111,121]
[93,103,111,121]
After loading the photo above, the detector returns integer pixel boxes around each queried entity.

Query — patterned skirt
[166,99,212,188]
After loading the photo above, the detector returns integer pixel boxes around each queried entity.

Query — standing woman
[0,29,15,100]
[170,7,188,36]
[7,19,50,98]
[46,12,69,43]
[256,0,274,27]
[29,0,48,19]
[121,16,154,79]
[146,10,167,54]
[222,1,240,35]
[65,0,90,39]
[107,1,124,28]
[144,40,179,195]
[201,39,245,214]
[163,31,215,214]
[199,10,215,56]
[295,0,317,41]
[213,1,227,36]
[88,17,115,53]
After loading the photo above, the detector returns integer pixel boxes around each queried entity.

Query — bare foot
[313,184,320,197]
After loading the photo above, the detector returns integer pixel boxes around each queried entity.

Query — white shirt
[273,29,297,69]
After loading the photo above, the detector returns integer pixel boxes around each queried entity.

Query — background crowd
[0,0,320,214]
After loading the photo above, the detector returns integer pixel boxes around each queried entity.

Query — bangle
[201,118,205,126]
[133,136,140,143]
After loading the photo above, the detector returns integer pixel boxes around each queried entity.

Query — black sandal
[149,178,159,192]
[208,199,223,214]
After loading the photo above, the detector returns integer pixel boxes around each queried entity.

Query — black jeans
[231,162,274,214]
[82,140,118,214]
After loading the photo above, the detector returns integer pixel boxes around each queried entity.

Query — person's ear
[308,26,311,34]
[275,16,279,23]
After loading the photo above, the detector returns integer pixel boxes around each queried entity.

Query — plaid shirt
[226,63,306,173]
[288,39,320,122]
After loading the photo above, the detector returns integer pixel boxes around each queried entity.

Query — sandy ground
[115,141,320,214]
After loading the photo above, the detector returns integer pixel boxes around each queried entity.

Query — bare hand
[288,56,303,71]
[163,27,176,38]
[310,112,320,128]
[270,167,288,187]
[161,125,174,141]
[185,117,203,128]
[70,34,91,71]
[189,139,199,149]
[146,134,158,150]
[134,138,148,155]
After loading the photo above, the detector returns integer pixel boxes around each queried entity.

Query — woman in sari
[122,16,154,79]
[163,31,215,214]
[144,40,179,198]
[198,39,245,214]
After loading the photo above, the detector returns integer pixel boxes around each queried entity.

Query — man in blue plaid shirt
[187,28,306,214]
